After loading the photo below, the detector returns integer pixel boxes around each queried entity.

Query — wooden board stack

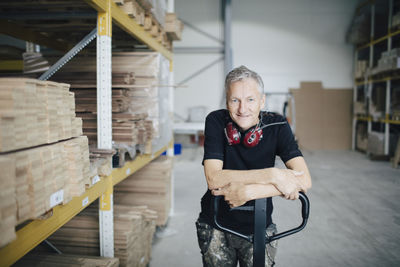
[114,156,173,226]
[0,157,17,248]
[0,78,82,153]
[0,136,90,225]
[79,112,149,147]
[165,13,184,41]
[49,52,166,151]
[14,254,119,267]
[47,204,157,267]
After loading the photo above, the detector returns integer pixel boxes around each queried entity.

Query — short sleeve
[276,121,303,163]
[202,111,225,164]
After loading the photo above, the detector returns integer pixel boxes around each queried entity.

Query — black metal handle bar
[213,192,310,244]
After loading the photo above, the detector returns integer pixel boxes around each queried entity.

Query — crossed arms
[204,156,312,207]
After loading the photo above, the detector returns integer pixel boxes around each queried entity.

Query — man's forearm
[245,183,282,201]
[207,168,277,190]
[212,182,282,208]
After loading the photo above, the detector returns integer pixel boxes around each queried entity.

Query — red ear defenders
[224,122,263,148]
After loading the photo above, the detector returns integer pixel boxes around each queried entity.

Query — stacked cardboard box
[0,78,82,153]
[47,204,157,267]
[370,85,386,119]
[373,48,400,74]
[288,82,353,150]
[355,60,368,79]
[14,254,119,267]
[392,12,400,29]
[356,122,368,152]
[114,156,173,226]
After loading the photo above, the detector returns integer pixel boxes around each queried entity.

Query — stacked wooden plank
[114,156,173,226]
[113,0,173,49]
[47,204,157,267]
[0,157,17,248]
[0,78,91,248]
[88,148,115,188]
[0,78,82,153]
[14,254,119,267]
[165,13,184,41]
[118,0,145,26]
[72,89,131,113]
[0,136,90,225]
[49,52,166,150]
[79,112,148,146]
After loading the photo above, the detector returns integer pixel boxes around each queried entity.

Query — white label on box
[126,168,131,175]
[50,190,64,208]
[82,196,89,207]
[92,175,100,185]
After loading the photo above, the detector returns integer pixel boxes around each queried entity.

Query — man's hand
[273,169,306,200]
[212,182,248,208]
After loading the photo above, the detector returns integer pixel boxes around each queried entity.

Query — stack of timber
[14,254,119,267]
[49,52,167,150]
[0,78,91,248]
[114,0,146,26]
[113,0,173,49]
[88,148,115,188]
[22,52,50,74]
[0,136,90,225]
[78,112,150,147]
[0,78,82,152]
[47,204,157,267]
[0,157,17,248]
[165,13,184,41]
[114,156,173,226]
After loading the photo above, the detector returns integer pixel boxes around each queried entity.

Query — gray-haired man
[196,65,312,267]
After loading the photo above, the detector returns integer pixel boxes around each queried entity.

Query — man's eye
[248,98,254,102]
[231,99,238,103]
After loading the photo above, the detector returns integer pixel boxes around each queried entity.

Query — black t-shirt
[200,109,303,235]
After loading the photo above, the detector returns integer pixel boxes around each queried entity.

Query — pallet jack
[213,192,310,267]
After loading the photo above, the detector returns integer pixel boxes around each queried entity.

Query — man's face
[226,78,265,131]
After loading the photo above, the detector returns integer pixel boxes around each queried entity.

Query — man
[196,65,312,267]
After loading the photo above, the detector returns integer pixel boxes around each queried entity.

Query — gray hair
[225,65,264,95]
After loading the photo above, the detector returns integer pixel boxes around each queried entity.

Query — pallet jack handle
[213,192,310,267]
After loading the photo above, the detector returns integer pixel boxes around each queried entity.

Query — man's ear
[260,93,266,109]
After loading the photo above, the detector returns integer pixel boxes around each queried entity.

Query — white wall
[173,0,358,120]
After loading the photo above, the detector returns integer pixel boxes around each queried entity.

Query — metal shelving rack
[352,0,400,155]
[0,0,175,266]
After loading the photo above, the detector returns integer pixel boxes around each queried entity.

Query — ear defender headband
[224,114,287,148]
[225,121,263,148]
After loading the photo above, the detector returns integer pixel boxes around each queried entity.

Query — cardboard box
[289,82,353,150]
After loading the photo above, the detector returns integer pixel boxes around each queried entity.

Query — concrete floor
[150,147,400,267]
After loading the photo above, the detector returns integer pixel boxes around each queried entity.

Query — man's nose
[239,101,247,113]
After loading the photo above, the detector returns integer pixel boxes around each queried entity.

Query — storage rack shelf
[0,0,175,265]
[84,0,172,60]
[0,139,172,267]
[357,29,400,50]
[352,0,400,156]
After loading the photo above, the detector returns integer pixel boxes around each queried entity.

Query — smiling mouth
[236,114,251,118]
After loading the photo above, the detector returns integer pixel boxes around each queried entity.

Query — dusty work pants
[195,219,278,267]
